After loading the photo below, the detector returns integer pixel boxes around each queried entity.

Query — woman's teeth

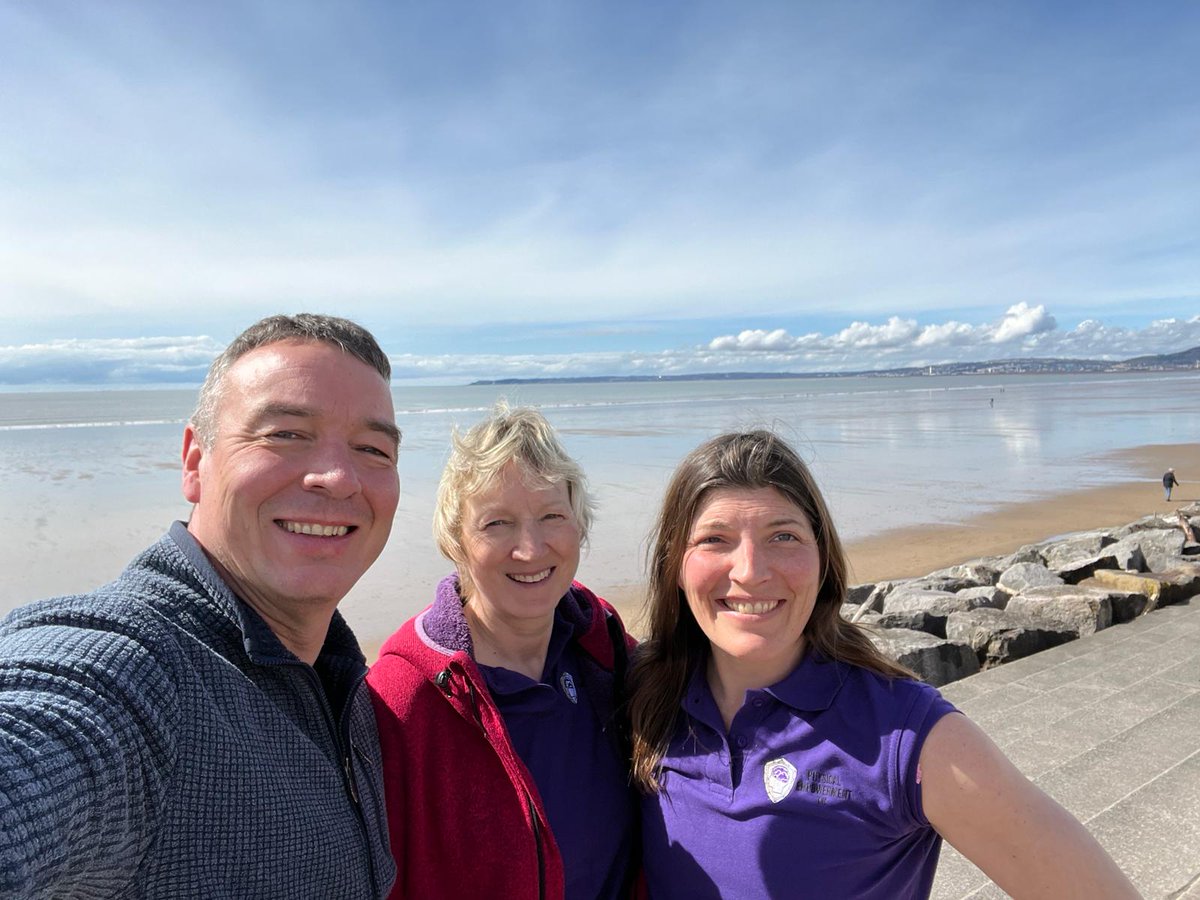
[509,569,552,584]
[724,599,780,615]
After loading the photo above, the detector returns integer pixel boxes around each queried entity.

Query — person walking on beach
[0,314,399,898]
[1164,468,1181,501]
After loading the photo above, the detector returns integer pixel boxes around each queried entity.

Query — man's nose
[302,444,363,499]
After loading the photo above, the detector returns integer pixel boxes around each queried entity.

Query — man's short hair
[190,313,392,447]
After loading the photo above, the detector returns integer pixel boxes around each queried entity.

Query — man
[0,314,399,897]
[1164,468,1180,502]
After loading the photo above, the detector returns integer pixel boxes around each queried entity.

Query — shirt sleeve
[894,680,958,829]
[0,612,180,898]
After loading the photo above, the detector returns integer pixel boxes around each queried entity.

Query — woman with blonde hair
[368,405,636,900]
[630,430,1137,898]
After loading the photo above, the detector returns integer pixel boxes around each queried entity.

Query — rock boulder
[944,608,1075,667]
[868,628,980,687]
[997,562,1064,595]
[1005,585,1115,637]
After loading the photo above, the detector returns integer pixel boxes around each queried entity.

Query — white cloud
[989,302,1057,343]
[914,321,975,347]
[831,317,920,349]
[3,307,1194,386]
[702,308,1200,372]
[709,328,796,351]
[0,336,221,384]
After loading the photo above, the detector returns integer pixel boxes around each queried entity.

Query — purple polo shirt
[479,609,633,900]
[641,652,958,899]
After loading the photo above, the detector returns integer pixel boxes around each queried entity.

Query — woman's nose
[729,540,769,584]
[511,522,542,559]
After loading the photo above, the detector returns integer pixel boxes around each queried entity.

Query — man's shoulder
[0,530,220,678]
[0,588,187,685]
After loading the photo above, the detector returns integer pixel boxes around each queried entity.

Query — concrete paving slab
[1159,656,1200,689]
[929,598,1200,898]
[929,846,990,899]
[1036,693,1200,821]
[947,682,1044,722]
[983,683,1117,745]
[963,885,1009,899]
[1085,750,1200,898]
[1015,651,1123,692]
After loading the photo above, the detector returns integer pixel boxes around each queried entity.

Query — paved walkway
[931,597,1200,899]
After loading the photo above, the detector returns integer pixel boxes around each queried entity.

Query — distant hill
[1120,345,1200,368]
[469,346,1200,385]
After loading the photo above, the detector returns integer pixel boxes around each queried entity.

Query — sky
[1,0,1198,385]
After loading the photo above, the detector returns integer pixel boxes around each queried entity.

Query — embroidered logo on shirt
[764,757,797,803]
[559,672,578,704]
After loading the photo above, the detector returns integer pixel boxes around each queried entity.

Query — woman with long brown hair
[629,430,1136,899]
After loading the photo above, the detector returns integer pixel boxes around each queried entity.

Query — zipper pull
[344,754,360,806]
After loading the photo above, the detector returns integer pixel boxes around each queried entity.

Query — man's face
[182,339,400,618]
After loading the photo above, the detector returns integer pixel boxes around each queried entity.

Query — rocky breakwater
[843,503,1200,686]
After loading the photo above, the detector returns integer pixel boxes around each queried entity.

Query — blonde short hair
[433,404,594,595]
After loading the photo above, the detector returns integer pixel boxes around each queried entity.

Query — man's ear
[182,424,204,504]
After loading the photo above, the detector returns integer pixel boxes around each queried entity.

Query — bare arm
[921,713,1140,899]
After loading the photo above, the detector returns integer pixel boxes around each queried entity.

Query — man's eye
[359,444,393,459]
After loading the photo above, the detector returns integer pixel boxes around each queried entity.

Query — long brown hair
[628,430,913,792]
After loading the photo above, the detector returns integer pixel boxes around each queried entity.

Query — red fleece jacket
[366,576,634,900]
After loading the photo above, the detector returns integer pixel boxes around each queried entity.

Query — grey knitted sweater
[0,522,396,898]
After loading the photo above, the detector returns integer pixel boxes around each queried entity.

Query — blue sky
[1,0,1198,384]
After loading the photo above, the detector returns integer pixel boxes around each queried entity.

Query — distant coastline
[470,345,1200,385]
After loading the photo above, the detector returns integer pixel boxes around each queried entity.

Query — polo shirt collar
[764,650,851,713]
[681,649,851,717]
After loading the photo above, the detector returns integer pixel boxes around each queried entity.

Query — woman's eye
[772,532,798,542]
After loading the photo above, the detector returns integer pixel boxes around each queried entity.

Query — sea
[2,371,1197,641]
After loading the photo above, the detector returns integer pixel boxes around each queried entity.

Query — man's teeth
[282,522,349,537]
[726,599,780,615]
[510,569,552,584]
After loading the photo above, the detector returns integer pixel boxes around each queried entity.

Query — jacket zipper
[294,663,380,894]
[527,791,546,900]
[439,665,547,900]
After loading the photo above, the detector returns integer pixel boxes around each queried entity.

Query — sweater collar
[165,520,364,670]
